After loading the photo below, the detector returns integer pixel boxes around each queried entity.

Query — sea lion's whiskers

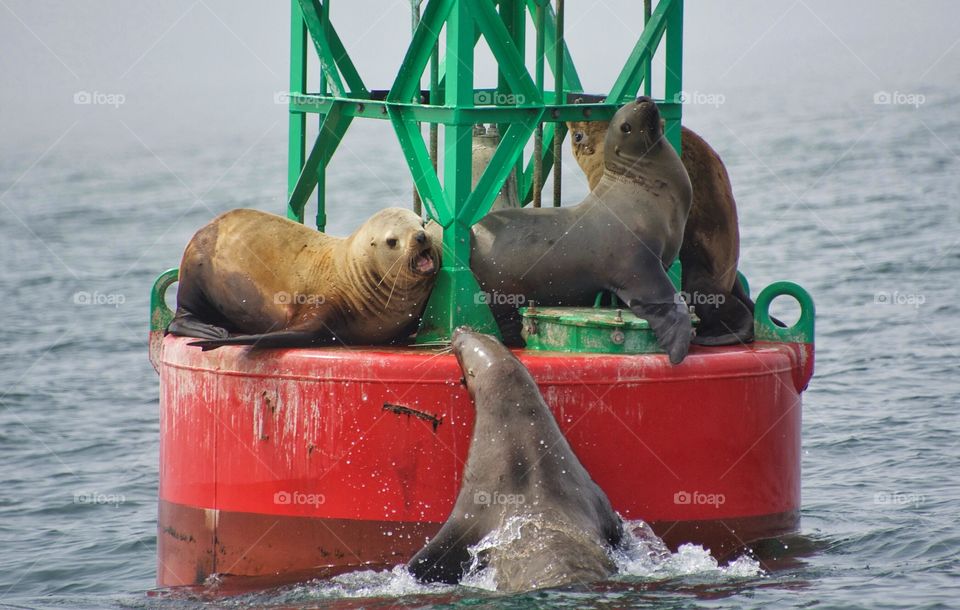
[375,251,406,290]
[412,345,454,368]
[385,265,400,308]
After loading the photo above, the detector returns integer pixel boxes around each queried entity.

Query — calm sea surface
[1,87,958,609]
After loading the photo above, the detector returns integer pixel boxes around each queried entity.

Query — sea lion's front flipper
[167,309,230,341]
[615,250,692,364]
[407,520,481,584]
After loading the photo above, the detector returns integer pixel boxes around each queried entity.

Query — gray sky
[0,1,956,156]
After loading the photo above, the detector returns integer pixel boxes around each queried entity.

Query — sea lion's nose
[415,230,427,245]
[636,95,654,106]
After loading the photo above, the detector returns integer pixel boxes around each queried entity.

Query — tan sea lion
[166,207,440,349]
[567,117,755,345]
[471,97,693,364]
[472,124,521,210]
[407,328,623,591]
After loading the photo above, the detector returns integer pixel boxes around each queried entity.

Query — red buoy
[154,332,812,587]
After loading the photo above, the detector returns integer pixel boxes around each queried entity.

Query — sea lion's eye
[620,122,632,134]
[573,131,584,143]
[386,237,398,248]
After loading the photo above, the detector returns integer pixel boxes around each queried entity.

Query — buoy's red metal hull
[155,335,812,587]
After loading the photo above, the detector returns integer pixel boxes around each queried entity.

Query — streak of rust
[382,402,443,432]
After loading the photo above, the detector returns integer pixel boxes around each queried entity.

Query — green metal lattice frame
[284,0,685,342]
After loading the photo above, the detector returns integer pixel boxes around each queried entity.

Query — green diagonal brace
[472,0,540,105]
[460,114,538,225]
[389,0,454,103]
[298,0,368,97]
[608,0,672,102]
[287,102,352,219]
[526,0,582,92]
[389,106,450,222]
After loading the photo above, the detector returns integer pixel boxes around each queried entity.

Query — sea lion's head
[603,96,665,177]
[451,327,532,405]
[358,207,439,285]
[567,119,608,191]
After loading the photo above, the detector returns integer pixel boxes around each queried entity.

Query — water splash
[453,516,762,591]
[292,565,453,600]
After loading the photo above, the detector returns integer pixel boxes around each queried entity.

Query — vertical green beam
[444,0,473,260]
[417,0,499,341]
[552,0,564,207]
[643,0,652,97]
[315,0,330,230]
[287,0,307,222]
[518,0,580,206]
[664,0,683,153]
[498,0,525,189]
[429,42,439,175]
[411,0,423,217]
[532,1,544,207]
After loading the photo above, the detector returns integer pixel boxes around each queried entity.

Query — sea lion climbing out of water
[407,328,623,592]
[167,207,440,349]
[568,114,756,345]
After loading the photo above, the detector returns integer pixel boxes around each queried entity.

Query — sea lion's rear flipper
[689,277,755,346]
[407,521,480,584]
[167,309,230,341]
[615,250,693,365]
[188,328,328,351]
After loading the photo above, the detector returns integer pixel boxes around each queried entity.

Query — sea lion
[166,207,440,349]
[472,124,521,210]
[567,116,755,345]
[470,96,693,364]
[407,328,623,591]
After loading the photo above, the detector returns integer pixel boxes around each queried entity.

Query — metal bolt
[525,320,538,336]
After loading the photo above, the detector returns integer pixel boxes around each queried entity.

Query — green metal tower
[284,0,684,343]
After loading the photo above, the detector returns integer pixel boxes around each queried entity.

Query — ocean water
[1,86,959,609]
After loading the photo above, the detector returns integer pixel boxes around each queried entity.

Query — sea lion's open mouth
[411,248,437,275]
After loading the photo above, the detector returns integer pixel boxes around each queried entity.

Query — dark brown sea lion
[470,97,693,364]
[166,207,440,349]
[567,118,755,345]
[407,328,623,592]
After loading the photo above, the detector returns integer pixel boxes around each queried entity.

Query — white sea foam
[295,517,761,600]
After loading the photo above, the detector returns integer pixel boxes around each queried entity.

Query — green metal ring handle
[754,281,815,344]
[737,271,750,298]
[150,268,179,332]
